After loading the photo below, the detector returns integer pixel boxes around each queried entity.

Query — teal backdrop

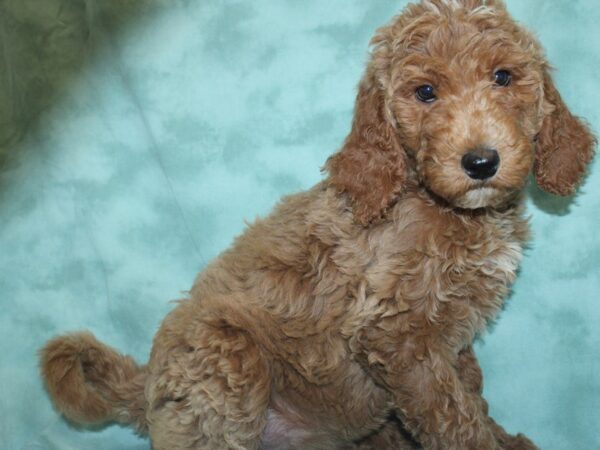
[0,1,598,449]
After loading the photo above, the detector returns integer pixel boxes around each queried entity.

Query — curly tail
[39,332,148,434]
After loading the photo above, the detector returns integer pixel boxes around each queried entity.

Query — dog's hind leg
[146,309,272,450]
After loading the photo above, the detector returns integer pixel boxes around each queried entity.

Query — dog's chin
[453,187,506,210]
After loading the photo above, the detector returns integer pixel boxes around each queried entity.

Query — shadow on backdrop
[0,0,170,170]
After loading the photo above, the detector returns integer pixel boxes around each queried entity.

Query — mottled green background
[0,1,598,449]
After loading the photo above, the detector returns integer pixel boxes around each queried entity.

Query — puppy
[40,1,595,449]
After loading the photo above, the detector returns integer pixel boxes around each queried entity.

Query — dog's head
[326,0,596,224]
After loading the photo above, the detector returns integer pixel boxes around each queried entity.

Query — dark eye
[494,70,512,87]
[416,85,436,103]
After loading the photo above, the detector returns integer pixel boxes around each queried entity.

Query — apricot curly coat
[40,1,595,449]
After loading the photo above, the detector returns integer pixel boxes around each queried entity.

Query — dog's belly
[260,407,330,450]
[260,367,392,450]
[260,404,389,450]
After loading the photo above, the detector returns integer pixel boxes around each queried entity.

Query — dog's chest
[363,209,526,329]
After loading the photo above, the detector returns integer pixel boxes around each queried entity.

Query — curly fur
[40,1,595,449]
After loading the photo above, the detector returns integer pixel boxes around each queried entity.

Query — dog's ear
[325,72,407,226]
[534,71,596,196]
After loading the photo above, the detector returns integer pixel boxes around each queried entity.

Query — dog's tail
[39,332,148,434]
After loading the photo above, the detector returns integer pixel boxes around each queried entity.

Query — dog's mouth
[454,186,502,209]
[454,182,522,210]
[423,181,509,211]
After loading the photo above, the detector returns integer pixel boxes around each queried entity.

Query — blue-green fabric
[0,1,598,449]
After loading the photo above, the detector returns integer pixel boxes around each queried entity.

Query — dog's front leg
[354,335,500,450]
[393,357,499,450]
[456,347,540,450]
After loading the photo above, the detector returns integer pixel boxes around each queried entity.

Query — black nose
[461,148,500,180]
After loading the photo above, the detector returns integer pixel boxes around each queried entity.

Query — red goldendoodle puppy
[40,1,595,449]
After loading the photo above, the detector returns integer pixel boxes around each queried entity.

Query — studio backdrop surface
[0,1,598,449]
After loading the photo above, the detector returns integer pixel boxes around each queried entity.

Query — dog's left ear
[325,71,407,226]
[534,71,596,196]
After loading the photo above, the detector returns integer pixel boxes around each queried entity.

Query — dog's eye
[416,85,436,103]
[494,70,512,87]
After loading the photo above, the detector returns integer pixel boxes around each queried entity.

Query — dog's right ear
[325,71,407,226]
[534,71,596,196]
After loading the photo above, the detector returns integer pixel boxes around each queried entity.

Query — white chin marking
[455,187,501,209]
